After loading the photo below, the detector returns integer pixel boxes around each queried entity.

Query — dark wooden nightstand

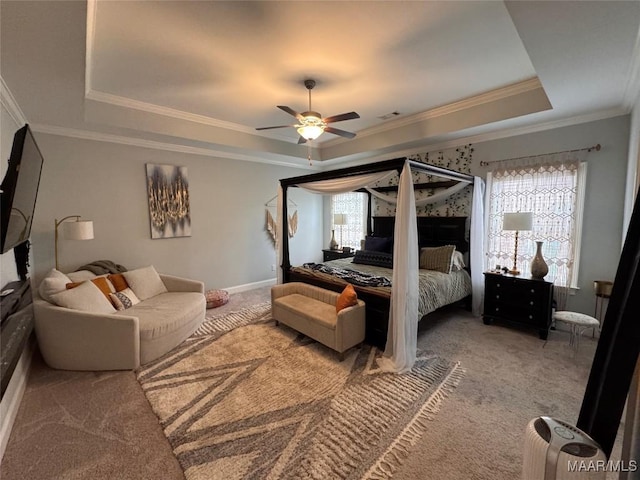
[322,249,355,262]
[483,272,554,339]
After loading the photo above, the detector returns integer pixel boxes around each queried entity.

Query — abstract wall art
[146,163,191,239]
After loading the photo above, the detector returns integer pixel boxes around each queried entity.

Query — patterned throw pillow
[110,288,141,311]
[419,245,456,273]
[352,250,393,269]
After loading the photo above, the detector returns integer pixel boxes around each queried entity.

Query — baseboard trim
[224,278,276,295]
[0,335,35,462]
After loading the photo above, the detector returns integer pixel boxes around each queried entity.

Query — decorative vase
[530,241,549,280]
[329,229,338,250]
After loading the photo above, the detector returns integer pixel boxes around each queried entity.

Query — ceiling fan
[256,79,360,144]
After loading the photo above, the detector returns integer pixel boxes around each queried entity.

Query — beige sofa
[34,271,206,371]
[271,282,365,360]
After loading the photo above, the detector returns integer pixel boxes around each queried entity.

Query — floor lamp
[333,213,347,249]
[55,216,94,270]
[503,212,532,275]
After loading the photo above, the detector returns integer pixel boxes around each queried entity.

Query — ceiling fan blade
[323,111,360,123]
[277,106,304,121]
[255,125,295,130]
[297,136,308,144]
[324,126,356,139]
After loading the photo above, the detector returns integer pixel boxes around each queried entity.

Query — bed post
[366,190,373,237]
[281,184,291,283]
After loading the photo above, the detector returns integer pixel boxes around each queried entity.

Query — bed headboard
[372,216,469,253]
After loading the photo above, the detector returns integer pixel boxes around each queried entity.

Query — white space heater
[523,417,607,480]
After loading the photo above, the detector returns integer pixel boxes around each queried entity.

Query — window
[486,161,586,288]
[331,192,367,250]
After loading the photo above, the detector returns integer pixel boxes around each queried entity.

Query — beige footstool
[553,311,599,354]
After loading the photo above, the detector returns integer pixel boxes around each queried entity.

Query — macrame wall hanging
[265,196,298,245]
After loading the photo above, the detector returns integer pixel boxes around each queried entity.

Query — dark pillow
[364,236,392,253]
[352,250,393,269]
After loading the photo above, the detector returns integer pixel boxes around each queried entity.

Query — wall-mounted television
[0,124,44,254]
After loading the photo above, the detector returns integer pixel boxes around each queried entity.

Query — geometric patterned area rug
[137,303,464,480]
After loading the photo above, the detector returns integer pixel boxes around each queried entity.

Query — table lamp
[503,212,532,275]
[333,214,347,249]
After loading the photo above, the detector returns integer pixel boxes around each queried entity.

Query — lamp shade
[503,212,532,231]
[63,220,94,240]
[333,214,347,225]
[297,125,324,141]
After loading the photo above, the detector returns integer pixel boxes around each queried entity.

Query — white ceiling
[1,1,639,169]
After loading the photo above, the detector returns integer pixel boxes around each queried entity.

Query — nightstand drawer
[485,290,548,311]
[488,278,547,294]
[484,301,541,325]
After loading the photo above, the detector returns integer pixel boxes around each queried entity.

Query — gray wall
[9,111,633,317]
[472,114,630,314]
[29,134,323,290]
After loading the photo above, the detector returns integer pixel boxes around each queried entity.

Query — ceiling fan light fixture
[297,124,325,140]
[297,112,325,140]
[257,79,358,143]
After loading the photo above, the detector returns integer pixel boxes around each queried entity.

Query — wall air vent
[377,111,401,120]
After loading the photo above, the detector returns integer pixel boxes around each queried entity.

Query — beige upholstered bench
[271,282,365,360]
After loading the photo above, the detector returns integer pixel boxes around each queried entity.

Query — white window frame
[330,192,367,250]
[484,162,587,290]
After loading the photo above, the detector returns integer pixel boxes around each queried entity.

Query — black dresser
[322,249,355,262]
[483,272,554,339]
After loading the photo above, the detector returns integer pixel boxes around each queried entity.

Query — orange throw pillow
[66,277,113,300]
[108,273,129,292]
[336,283,358,313]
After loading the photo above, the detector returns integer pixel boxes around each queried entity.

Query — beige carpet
[0,286,624,479]
[137,305,463,479]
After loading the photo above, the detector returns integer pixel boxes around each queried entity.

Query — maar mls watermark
[568,460,638,473]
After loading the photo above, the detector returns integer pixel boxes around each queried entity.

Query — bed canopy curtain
[470,177,486,316]
[278,157,482,373]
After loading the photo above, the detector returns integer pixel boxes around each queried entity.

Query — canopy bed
[289,216,472,348]
[277,157,485,373]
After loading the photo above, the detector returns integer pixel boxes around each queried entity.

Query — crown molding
[84,78,542,150]
[322,77,544,148]
[84,89,295,143]
[0,76,27,125]
[83,0,288,144]
[318,106,628,170]
[30,123,318,170]
[453,106,628,148]
[29,105,625,174]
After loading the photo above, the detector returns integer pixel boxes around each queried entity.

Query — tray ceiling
[2,1,639,168]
